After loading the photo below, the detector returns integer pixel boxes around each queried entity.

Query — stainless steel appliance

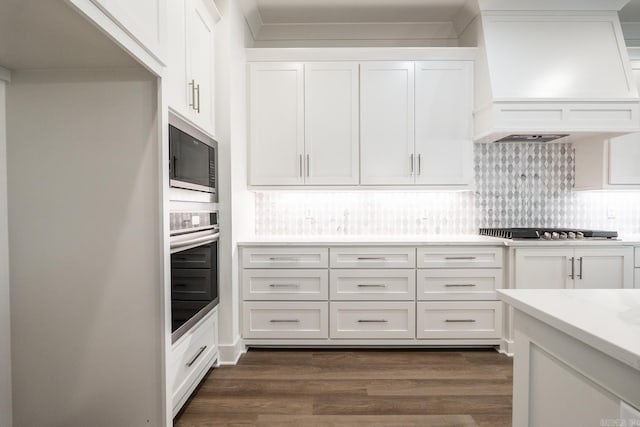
[169,113,217,199]
[170,211,219,343]
[479,228,618,240]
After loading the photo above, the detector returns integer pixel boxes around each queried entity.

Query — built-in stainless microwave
[169,113,217,199]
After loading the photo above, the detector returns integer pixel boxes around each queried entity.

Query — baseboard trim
[500,338,514,356]
[218,337,246,365]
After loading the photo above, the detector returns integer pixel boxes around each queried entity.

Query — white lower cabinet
[330,302,415,339]
[240,244,504,345]
[417,301,502,339]
[169,309,218,416]
[243,301,328,339]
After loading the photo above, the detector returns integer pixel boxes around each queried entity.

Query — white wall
[7,68,164,426]
[0,68,12,427]
[215,0,255,364]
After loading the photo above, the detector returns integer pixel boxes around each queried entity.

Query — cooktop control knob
[568,232,576,239]
[542,232,552,240]
[559,232,568,239]
[576,231,585,239]
[551,232,560,240]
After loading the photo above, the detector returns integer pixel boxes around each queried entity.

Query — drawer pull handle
[444,284,476,288]
[269,284,300,288]
[445,319,476,323]
[357,319,388,323]
[444,256,477,260]
[357,284,387,288]
[356,257,387,261]
[269,319,300,323]
[269,257,300,261]
[186,346,207,367]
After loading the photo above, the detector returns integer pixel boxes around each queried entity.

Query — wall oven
[169,113,217,200]
[169,210,219,343]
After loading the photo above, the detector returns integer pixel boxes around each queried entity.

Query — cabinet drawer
[330,247,416,269]
[417,269,502,301]
[242,247,328,268]
[170,311,217,415]
[243,302,328,339]
[242,269,328,300]
[330,269,415,300]
[417,247,503,268]
[330,302,415,339]
[417,301,502,339]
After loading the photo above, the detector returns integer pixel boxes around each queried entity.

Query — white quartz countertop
[237,235,637,247]
[498,289,640,371]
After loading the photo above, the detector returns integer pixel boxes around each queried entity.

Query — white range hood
[464,0,640,143]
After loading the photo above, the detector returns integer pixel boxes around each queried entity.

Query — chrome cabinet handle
[357,319,388,323]
[357,284,387,288]
[306,154,310,177]
[269,257,300,261]
[410,154,414,176]
[186,346,207,367]
[444,284,476,288]
[418,154,422,176]
[195,83,201,113]
[188,80,196,111]
[356,256,387,261]
[445,319,476,323]
[569,257,575,279]
[299,154,303,177]
[444,256,476,260]
[269,319,300,323]
[269,284,300,288]
[578,257,583,280]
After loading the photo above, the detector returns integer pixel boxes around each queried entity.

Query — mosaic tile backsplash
[255,143,640,236]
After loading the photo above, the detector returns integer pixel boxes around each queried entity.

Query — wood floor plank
[255,414,478,427]
[366,378,512,396]
[197,379,371,397]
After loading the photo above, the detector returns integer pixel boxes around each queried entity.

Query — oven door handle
[170,231,220,254]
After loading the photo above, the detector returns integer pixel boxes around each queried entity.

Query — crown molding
[238,0,263,40]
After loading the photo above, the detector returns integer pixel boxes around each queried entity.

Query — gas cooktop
[479,228,618,240]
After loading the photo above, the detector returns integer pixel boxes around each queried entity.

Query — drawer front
[417,247,503,269]
[330,302,415,339]
[330,247,416,269]
[243,302,328,339]
[242,269,328,301]
[330,269,415,300]
[171,245,212,269]
[171,269,212,301]
[417,269,502,301]
[242,247,328,269]
[170,311,217,413]
[417,301,502,339]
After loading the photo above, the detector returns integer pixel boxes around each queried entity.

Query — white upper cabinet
[168,0,219,136]
[305,62,360,185]
[415,61,473,186]
[360,62,415,185]
[249,62,305,185]
[91,0,166,62]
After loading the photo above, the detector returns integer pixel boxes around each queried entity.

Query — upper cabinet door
[249,62,305,185]
[186,0,217,135]
[360,62,415,185]
[304,62,360,185]
[91,0,166,62]
[608,133,640,185]
[415,61,473,186]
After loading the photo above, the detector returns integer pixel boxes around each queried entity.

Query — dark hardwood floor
[174,348,513,427]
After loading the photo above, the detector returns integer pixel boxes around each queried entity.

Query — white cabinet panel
[330,247,416,269]
[417,301,502,339]
[305,62,359,185]
[360,62,415,185]
[242,269,328,301]
[574,248,633,289]
[243,302,328,339]
[609,133,640,185]
[635,248,640,267]
[330,302,415,339]
[415,61,473,186]
[330,269,415,301]
[417,247,503,269]
[249,62,304,185]
[417,268,502,301]
[242,247,328,269]
[635,270,640,289]
[514,249,574,289]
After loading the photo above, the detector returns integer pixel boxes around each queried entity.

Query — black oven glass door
[169,124,215,191]
[170,232,219,341]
